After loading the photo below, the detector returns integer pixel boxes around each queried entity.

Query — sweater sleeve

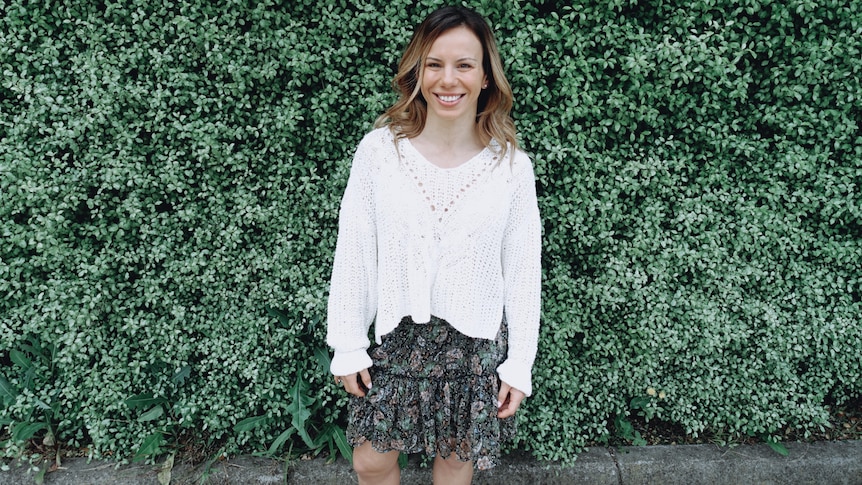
[496,155,542,396]
[326,138,378,376]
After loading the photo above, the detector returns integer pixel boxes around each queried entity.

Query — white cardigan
[326,127,542,396]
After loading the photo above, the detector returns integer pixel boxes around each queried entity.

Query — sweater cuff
[497,359,533,397]
[330,348,373,376]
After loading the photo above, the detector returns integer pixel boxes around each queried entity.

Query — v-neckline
[403,137,488,171]
[399,138,498,231]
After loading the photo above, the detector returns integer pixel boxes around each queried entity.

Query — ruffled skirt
[347,316,516,470]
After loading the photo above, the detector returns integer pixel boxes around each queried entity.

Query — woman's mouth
[436,94,464,104]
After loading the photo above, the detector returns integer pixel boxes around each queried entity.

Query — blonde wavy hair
[373,6,518,161]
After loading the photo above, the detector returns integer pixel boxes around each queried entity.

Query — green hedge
[2,0,860,464]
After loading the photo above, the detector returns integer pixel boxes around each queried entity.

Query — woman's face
[420,26,487,126]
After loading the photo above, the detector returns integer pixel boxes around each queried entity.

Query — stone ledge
[2,440,860,484]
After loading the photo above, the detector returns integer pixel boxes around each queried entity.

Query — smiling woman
[325,5,541,485]
[420,27,486,128]
[374,5,518,163]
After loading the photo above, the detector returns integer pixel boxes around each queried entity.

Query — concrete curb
[2,440,860,484]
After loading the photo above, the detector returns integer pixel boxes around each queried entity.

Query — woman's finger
[338,372,367,397]
[359,368,373,391]
[497,381,526,419]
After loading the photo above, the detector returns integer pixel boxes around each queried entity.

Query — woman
[326,6,541,484]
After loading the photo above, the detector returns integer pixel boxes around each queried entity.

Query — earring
[482,83,488,89]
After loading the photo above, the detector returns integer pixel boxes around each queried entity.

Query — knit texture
[327,127,542,395]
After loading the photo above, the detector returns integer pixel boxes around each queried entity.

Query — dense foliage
[2,0,860,464]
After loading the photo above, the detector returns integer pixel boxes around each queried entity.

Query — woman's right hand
[334,368,373,397]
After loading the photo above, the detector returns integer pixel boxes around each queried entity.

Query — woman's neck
[422,114,482,145]
[411,117,484,168]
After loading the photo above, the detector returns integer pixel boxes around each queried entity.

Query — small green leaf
[313,347,331,371]
[331,425,352,462]
[137,405,165,422]
[266,427,296,455]
[0,376,17,405]
[12,421,47,442]
[765,436,789,456]
[10,350,32,370]
[172,366,191,385]
[286,375,316,447]
[133,432,164,462]
[18,343,41,358]
[266,306,291,328]
[34,464,47,485]
[125,393,168,410]
[234,415,268,433]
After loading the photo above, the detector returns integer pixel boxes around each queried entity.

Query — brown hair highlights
[374,6,518,159]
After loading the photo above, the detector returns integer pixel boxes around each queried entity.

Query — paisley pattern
[347,316,516,470]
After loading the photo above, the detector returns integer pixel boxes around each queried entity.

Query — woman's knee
[352,443,399,478]
[433,454,473,484]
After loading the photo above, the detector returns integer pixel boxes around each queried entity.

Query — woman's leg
[352,441,401,485]
[432,454,473,485]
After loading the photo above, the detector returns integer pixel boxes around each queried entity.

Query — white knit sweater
[326,127,542,396]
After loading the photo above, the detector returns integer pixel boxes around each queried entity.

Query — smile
[436,94,464,103]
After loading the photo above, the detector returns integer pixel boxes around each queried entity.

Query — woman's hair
[373,6,518,159]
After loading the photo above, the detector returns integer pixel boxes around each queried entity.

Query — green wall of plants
[2,0,860,464]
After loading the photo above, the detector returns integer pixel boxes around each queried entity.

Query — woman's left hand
[496,381,526,418]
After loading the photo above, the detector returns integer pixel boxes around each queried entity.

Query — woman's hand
[334,369,372,397]
[496,381,526,419]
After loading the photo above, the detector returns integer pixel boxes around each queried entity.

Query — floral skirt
[347,316,516,471]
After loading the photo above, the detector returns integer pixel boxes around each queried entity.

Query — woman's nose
[441,66,456,85]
